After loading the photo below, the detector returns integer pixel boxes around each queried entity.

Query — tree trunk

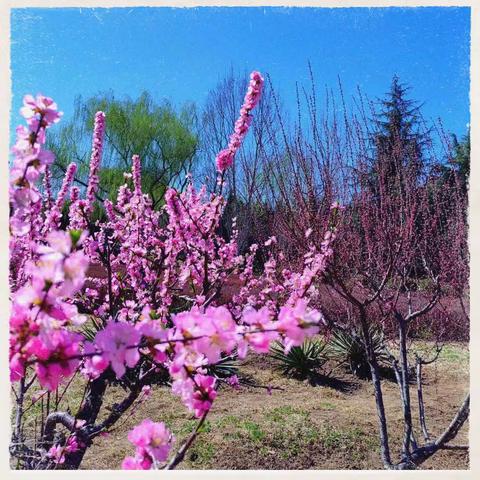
[397,314,414,458]
[359,307,392,469]
[62,374,109,469]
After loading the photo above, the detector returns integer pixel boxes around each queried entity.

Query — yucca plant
[207,352,241,380]
[80,316,104,342]
[270,338,329,379]
[329,327,387,379]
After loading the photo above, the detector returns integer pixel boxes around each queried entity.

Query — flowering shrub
[9,72,336,470]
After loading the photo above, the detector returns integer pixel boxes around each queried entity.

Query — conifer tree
[367,76,429,199]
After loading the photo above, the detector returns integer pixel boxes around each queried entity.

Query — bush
[270,339,329,379]
[207,353,240,380]
[329,328,387,379]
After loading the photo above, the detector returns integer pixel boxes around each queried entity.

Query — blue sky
[10,7,470,137]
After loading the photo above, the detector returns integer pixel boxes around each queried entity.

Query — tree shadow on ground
[306,373,360,393]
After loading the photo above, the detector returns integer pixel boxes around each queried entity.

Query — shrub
[270,338,329,379]
[206,352,240,381]
[329,328,387,379]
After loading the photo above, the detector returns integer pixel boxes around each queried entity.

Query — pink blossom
[46,162,77,230]
[127,419,173,462]
[27,330,82,391]
[264,236,277,247]
[240,307,279,356]
[169,349,207,381]
[9,87,337,469]
[20,94,62,126]
[215,148,235,172]
[121,454,152,470]
[132,154,142,196]
[85,111,106,213]
[94,322,141,378]
[141,385,152,397]
[215,71,264,172]
[81,341,110,379]
[122,420,174,469]
[43,165,53,210]
[187,306,238,363]
[190,374,217,417]
[227,374,240,388]
[172,374,217,418]
[47,444,66,464]
[277,299,323,352]
[70,185,79,202]
[330,200,345,210]
[47,435,79,464]
[9,352,26,382]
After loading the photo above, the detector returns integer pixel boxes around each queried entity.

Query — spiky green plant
[270,339,329,379]
[207,352,241,380]
[80,316,104,342]
[329,327,387,379]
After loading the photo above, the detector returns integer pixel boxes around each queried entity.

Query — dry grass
[79,341,469,470]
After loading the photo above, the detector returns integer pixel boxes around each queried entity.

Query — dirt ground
[80,341,469,470]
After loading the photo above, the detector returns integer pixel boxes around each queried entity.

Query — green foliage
[367,75,429,197]
[178,419,212,435]
[317,424,378,456]
[242,421,266,443]
[48,91,198,216]
[438,344,469,365]
[206,353,240,380]
[97,167,127,203]
[270,338,329,379]
[329,327,387,379]
[265,405,309,422]
[80,317,104,342]
[449,130,470,188]
[188,442,216,465]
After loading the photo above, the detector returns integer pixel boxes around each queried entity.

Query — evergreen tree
[450,130,470,189]
[367,75,429,199]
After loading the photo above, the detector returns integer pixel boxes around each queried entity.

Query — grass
[439,344,469,364]
[177,419,212,435]
[242,421,266,443]
[187,442,216,465]
[176,341,467,469]
[319,401,336,410]
[16,340,467,470]
[264,405,309,422]
[189,404,378,464]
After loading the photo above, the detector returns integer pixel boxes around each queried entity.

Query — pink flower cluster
[45,162,77,231]
[162,300,321,416]
[132,154,142,196]
[85,111,106,213]
[20,94,63,126]
[69,111,106,230]
[163,183,240,303]
[83,321,140,379]
[47,435,80,464]
[76,299,322,425]
[10,95,61,238]
[216,71,264,172]
[232,226,337,315]
[9,230,88,390]
[122,420,174,470]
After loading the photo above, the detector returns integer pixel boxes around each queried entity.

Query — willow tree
[48,91,198,210]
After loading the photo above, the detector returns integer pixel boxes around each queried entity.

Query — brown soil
[81,341,469,470]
